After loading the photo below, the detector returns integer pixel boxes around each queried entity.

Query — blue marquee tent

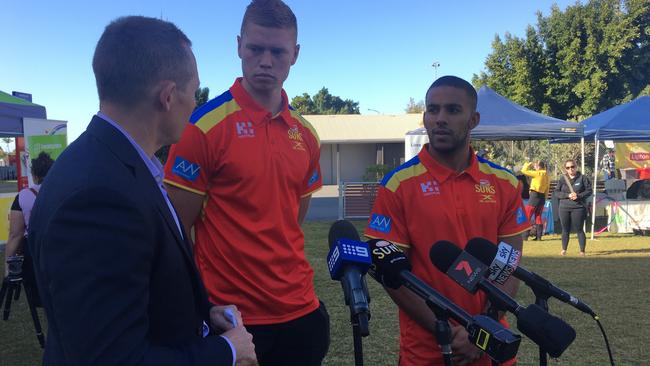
[0,90,47,137]
[578,96,650,238]
[406,85,583,141]
[582,96,650,141]
[472,86,582,140]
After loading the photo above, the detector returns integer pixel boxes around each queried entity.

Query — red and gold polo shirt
[164,78,322,325]
[364,145,529,366]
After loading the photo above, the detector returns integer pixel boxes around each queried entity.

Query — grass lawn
[1,222,649,365]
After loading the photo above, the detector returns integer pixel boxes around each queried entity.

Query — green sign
[27,134,67,160]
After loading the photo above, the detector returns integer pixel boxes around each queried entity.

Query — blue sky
[2,0,575,142]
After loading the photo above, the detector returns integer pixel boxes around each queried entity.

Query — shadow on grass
[593,248,650,255]
[591,233,646,239]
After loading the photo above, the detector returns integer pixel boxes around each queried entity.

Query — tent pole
[591,136,599,240]
[580,137,585,174]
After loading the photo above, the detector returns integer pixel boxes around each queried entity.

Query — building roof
[304,113,423,143]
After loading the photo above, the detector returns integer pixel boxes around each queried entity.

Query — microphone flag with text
[465,237,597,318]
[429,240,576,358]
[327,220,371,336]
[366,239,521,362]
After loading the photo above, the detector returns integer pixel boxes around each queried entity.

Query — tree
[155,87,210,164]
[290,87,360,114]
[2,138,12,153]
[404,97,424,113]
[473,0,650,121]
[195,87,210,107]
[291,93,316,114]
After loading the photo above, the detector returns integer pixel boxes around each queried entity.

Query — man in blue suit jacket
[28,16,256,366]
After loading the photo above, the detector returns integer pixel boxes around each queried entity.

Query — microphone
[367,239,521,362]
[327,220,371,335]
[465,237,597,318]
[429,240,523,314]
[429,241,576,358]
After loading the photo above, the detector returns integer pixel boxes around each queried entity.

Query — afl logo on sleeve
[369,213,392,233]
[516,207,526,225]
[308,170,320,187]
[172,157,201,182]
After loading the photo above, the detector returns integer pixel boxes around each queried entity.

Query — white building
[305,114,422,184]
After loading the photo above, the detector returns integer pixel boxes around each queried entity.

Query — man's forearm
[386,286,438,333]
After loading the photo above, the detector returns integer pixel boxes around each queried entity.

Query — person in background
[4,152,54,278]
[601,149,616,180]
[163,1,329,365]
[555,159,592,256]
[521,160,549,241]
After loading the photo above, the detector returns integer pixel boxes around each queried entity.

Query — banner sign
[616,142,650,170]
[21,118,67,188]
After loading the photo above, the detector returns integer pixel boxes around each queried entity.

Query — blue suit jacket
[28,116,233,366]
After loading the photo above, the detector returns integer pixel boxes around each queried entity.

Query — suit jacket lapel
[86,116,194,263]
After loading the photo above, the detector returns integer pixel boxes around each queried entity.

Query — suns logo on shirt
[288,125,305,151]
[475,179,496,203]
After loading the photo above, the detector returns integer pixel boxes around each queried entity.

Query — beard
[427,129,470,155]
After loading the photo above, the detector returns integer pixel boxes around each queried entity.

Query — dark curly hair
[31,152,55,184]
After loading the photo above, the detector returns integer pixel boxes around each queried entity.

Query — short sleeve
[301,129,323,197]
[11,194,21,211]
[498,181,531,238]
[164,124,211,196]
[364,185,411,248]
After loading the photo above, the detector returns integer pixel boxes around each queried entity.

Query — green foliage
[473,0,650,122]
[404,97,425,113]
[291,87,360,115]
[363,164,394,182]
[155,87,211,164]
[194,87,210,107]
[2,138,12,154]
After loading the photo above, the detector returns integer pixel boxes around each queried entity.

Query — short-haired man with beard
[365,76,529,366]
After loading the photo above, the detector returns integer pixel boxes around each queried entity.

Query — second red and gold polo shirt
[364,145,529,366]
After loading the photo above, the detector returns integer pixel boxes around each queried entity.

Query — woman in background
[555,159,592,256]
[4,152,55,276]
[521,160,549,241]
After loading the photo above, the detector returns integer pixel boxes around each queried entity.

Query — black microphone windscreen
[466,237,498,265]
[429,240,463,273]
[516,304,576,358]
[366,239,411,289]
[328,220,361,249]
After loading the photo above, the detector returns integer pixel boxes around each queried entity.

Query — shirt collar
[229,77,293,126]
[96,111,164,184]
[417,144,481,184]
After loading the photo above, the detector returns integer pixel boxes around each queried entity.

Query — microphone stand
[532,291,551,366]
[426,300,453,366]
[351,312,369,366]
[485,303,506,366]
